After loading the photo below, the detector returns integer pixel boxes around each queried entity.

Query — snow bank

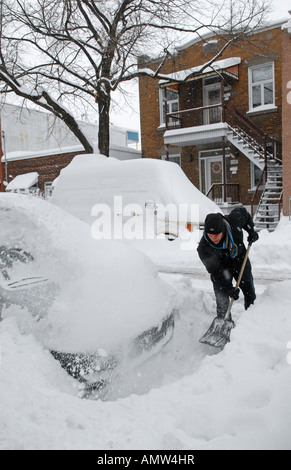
[1,276,291,450]
[1,193,291,450]
[251,216,291,275]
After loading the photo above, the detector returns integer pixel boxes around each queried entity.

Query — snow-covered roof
[177,18,289,51]
[159,57,241,86]
[5,146,84,162]
[5,143,141,162]
[282,12,291,33]
[6,172,39,190]
[1,102,140,161]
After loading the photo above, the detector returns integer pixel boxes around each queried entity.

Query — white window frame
[159,87,179,126]
[161,154,181,166]
[248,62,275,112]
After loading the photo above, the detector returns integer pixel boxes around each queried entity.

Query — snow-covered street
[1,202,291,449]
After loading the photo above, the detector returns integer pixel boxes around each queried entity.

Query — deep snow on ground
[1,211,291,449]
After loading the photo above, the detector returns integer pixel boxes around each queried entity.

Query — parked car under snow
[50,154,221,239]
[0,193,175,388]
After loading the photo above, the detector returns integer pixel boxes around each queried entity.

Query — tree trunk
[98,93,111,157]
[42,91,94,153]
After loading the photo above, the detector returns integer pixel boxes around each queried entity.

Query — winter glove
[228,286,240,301]
[247,230,259,245]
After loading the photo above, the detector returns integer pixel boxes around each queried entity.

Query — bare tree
[0,0,270,156]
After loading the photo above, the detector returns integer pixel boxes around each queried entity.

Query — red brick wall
[282,29,291,216]
[1,151,86,192]
[139,26,283,205]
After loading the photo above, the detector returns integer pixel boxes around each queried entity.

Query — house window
[159,88,179,126]
[250,162,263,189]
[162,154,181,166]
[44,182,53,199]
[248,63,275,111]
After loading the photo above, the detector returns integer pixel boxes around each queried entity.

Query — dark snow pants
[211,258,256,318]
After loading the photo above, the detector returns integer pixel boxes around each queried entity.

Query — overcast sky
[272,0,290,19]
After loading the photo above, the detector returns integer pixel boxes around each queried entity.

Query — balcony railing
[166,104,282,165]
[166,103,224,130]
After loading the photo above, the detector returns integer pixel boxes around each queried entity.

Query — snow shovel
[199,243,252,349]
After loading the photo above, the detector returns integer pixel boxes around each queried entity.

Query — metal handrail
[166,104,282,163]
[166,102,282,222]
[250,165,267,218]
[166,103,223,129]
[206,182,240,203]
[227,107,282,165]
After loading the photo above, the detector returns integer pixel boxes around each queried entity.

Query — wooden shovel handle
[225,243,251,320]
[234,243,252,291]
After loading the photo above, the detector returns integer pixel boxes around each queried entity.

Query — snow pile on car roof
[51,153,221,224]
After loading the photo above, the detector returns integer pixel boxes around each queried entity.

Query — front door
[199,150,231,203]
[203,82,222,124]
[206,156,223,197]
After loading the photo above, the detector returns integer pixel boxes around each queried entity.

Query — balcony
[163,104,228,147]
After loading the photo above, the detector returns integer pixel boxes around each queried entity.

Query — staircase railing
[250,166,267,218]
[278,191,283,222]
[224,106,282,167]
[166,103,283,227]
[167,104,282,165]
[206,183,240,204]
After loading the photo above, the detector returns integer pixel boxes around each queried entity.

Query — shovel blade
[199,317,235,348]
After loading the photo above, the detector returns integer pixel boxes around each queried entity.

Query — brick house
[138,18,290,229]
[2,149,86,198]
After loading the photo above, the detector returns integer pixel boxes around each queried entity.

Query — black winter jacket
[197,207,254,291]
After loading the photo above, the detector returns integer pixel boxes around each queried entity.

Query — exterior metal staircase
[252,162,283,231]
[227,126,270,170]
[165,104,283,231]
[224,108,283,231]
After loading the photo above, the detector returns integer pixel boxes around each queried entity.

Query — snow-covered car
[50,154,221,239]
[0,193,175,388]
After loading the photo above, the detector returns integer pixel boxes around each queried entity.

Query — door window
[203,81,222,124]
[199,149,231,202]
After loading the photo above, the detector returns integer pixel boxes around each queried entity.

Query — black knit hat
[204,213,225,235]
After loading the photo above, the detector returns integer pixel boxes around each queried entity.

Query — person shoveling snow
[197,207,259,348]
